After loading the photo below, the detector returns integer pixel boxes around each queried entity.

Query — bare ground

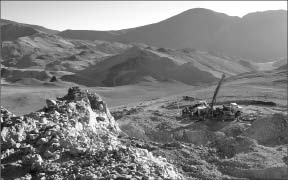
[1,69,287,179]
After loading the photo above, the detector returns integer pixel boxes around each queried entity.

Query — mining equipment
[181,74,243,121]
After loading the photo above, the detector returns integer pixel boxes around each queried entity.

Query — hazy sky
[1,1,287,31]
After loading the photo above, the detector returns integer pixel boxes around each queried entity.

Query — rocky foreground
[1,87,182,180]
[1,87,288,180]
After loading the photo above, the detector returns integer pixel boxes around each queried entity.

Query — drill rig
[181,74,242,121]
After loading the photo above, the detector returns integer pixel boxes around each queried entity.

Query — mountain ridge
[1,8,286,87]
[57,8,287,62]
[60,46,255,86]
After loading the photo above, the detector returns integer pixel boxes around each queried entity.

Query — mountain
[1,19,132,85]
[58,8,287,62]
[61,46,254,86]
[58,29,124,42]
[1,20,131,72]
[253,57,287,71]
[0,16,282,87]
[213,10,287,62]
[272,57,287,68]
[1,19,59,41]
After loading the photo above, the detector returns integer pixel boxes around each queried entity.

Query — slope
[61,46,254,86]
[58,8,287,62]
[1,19,59,41]
[1,31,131,72]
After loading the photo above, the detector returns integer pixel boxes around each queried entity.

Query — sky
[1,1,287,31]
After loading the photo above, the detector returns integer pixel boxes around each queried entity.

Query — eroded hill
[61,46,255,86]
[1,32,131,72]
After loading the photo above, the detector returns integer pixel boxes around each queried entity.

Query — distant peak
[168,7,234,20]
[181,8,221,15]
[242,9,287,19]
[186,8,215,13]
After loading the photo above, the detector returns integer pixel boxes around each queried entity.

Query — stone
[46,99,57,108]
[43,150,54,159]
[1,126,10,142]
[36,138,48,145]
[30,129,39,134]
[68,174,76,180]
[22,174,32,180]
[53,110,60,117]
[50,138,60,144]
[96,117,105,121]
[50,76,57,82]
[98,104,104,111]
[40,117,48,124]
[28,134,38,140]
[15,143,21,148]
[31,154,43,170]
[70,147,86,156]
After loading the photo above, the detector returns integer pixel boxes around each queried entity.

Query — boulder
[46,99,57,109]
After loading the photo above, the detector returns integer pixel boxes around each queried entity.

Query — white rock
[46,99,57,108]
[40,117,47,124]
[31,154,43,170]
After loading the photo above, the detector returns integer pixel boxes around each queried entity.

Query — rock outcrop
[1,87,182,180]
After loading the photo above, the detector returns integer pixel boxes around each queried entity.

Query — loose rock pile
[244,113,288,146]
[1,87,182,180]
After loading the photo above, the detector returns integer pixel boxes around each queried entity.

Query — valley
[1,7,287,180]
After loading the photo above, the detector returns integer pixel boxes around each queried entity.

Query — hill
[1,19,59,41]
[58,8,287,62]
[61,46,254,86]
[1,21,131,72]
